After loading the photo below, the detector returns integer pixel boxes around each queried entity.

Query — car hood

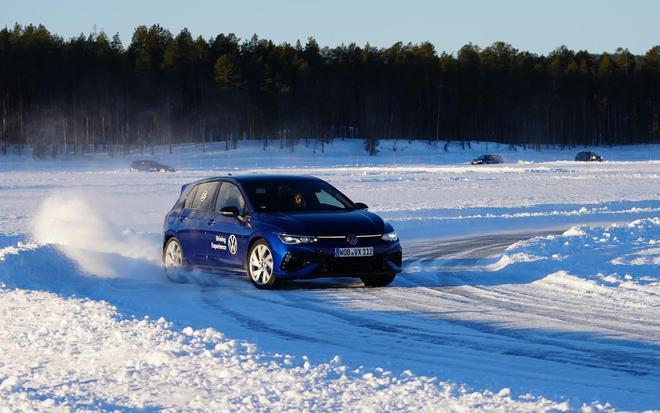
[257,210,385,236]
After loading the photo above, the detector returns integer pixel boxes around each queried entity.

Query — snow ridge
[0,287,570,412]
[500,218,660,288]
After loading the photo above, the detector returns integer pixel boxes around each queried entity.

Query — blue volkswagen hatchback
[163,175,402,289]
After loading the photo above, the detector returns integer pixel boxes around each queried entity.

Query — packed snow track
[0,140,658,410]
[1,227,658,409]
[189,231,660,407]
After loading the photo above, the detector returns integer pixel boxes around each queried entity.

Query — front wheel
[163,237,188,283]
[247,240,278,289]
[361,273,396,287]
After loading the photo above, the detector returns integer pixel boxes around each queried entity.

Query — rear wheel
[163,237,188,283]
[361,273,396,287]
[247,240,278,289]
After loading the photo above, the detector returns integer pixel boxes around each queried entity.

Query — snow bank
[400,218,660,362]
[499,218,660,288]
[1,139,658,172]
[0,286,570,412]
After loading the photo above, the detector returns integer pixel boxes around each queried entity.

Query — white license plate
[335,247,374,257]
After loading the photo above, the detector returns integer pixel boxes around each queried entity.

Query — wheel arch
[163,232,178,249]
[246,235,267,259]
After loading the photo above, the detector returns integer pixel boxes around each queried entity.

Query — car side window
[215,182,246,214]
[315,189,344,209]
[191,182,219,210]
[184,186,198,209]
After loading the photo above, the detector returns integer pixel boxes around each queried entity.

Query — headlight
[381,231,398,242]
[276,233,317,245]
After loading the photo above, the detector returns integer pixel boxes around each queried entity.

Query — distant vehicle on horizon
[471,154,504,165]
[575,151,603,162]
[130,160,175,172]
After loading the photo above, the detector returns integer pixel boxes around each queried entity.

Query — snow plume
[32,193,161,278]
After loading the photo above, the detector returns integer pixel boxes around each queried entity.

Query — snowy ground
[0,140,658,411]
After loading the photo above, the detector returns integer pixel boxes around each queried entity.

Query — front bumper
[274,243,403,279]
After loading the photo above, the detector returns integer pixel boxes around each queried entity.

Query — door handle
[180,217,189,222]
[207,219,215,226]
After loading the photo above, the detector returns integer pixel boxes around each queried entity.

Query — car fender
[245,230,280,253]
[163,229,179,247]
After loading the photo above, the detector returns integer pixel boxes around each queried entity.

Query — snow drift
[0,286,571,412]
[496,217,660,289]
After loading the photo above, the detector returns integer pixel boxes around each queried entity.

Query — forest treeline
[0,24,658,157]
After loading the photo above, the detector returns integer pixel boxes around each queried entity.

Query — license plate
[335,247,374,257]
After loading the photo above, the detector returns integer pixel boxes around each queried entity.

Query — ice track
[3,226,659,409]
[0,220,660,409]
[177,233,658,409]
[4,230,654,408]
[1,143,658,410]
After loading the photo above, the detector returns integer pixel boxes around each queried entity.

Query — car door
[207,181,252,270]
[176,185,197,259]
[176,181,219,265]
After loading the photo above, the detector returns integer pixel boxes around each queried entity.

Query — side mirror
[355,202,369,210]
[220,206,240,217]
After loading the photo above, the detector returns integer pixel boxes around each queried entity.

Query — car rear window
[191,182,219,210]
[184,186,198,209]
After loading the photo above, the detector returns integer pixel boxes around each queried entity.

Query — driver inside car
[292,192,307,210]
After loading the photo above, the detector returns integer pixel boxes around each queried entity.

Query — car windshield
[243,180,356,212]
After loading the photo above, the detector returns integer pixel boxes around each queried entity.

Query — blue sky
[1,0,658,54]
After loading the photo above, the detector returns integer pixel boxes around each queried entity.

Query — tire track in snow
[387,236,660,376]
[3,229,658,407]
[398,236,660,341]
[196,231,659,384]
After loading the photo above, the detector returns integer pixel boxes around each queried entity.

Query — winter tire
[247,240,278,289]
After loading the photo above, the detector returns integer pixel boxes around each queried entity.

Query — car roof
[188,174,323,186]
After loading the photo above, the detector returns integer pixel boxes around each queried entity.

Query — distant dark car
[130,160,175,172]
[471,154,504,165]
[575,151,603,162]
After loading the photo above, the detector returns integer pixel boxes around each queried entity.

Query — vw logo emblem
[228,234,238,255]
[346,234,358,245]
